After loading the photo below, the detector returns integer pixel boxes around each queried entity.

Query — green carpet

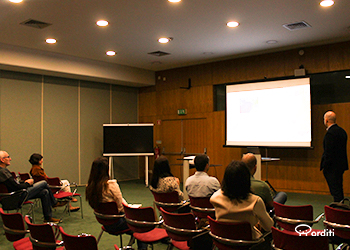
[0,180,338,249]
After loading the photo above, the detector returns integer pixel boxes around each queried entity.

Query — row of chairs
[273,201,350,250]
[151,190,350,250]
[0,207,118,250]
[1,171,83,220]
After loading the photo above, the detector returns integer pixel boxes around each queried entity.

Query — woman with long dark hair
[86,157,147,250]
[149,156,184,201]
[210,160,273,239]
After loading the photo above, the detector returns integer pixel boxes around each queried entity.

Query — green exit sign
[177,109,187,115]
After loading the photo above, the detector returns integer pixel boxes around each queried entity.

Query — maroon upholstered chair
[59,226,120,250]
[208,216,268,250]
[93,201,134,248]
[123,203,169,249]
[0,208,32,250]
[47,177,83,219]
[160,207,209,250]
[273,201,323,232]
[150,190,185,213]
[271,226,329,250]
[324,205,350,248]
[25,215,64,250]
[188,195,215,219]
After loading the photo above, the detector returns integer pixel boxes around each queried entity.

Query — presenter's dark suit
[321,124,348,202]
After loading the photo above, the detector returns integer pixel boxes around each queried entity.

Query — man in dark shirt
[0,150,65,223]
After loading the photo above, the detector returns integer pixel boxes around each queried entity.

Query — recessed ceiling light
[266,40,278,44]
[9,0,23,3]
[46,38,56,44]
[106,51,116,56]
[320,0,334,7]
[227,21,239,28]
[158,37,173,44]
[168,0,181,2]
[96,20,109,27]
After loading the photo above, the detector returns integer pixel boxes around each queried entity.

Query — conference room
[1,0,350,249]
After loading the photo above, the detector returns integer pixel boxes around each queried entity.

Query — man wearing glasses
[0,150,65,223]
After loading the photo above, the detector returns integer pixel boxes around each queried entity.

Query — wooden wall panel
[329,41,350,71]
[139,40,350,195]
[300,45,330,74]
[138,90,157,117]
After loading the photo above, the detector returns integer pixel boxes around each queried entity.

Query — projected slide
[226,78,311,147]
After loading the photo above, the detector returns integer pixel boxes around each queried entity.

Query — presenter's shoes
[44,217,62,223]
[53,201,68,208]
[69,206,80,212]
[71,198,78,202]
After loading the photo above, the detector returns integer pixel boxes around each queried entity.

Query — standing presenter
[321,110,348,202]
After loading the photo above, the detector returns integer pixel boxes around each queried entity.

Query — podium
[180,156,195,200]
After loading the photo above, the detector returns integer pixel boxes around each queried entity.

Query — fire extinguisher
[154,145,160,159]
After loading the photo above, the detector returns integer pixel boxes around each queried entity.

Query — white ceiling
[1,0,350,72]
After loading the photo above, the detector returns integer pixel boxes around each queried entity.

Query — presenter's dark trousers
[323,168,344,202]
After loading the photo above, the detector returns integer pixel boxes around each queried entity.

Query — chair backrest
[46,177,62,193]
[32,175,46,183]
[123,203,160,233]
[188,195,215,219]
[324,205,350,240]
[25,215,60,250]
[0,207,28,242]
[93,201,124,226]
[0,183,29,211]
[208,216,257,250]
[11,171,17,179]
[18,172,31,181]
[160,207,202,241]
[271,226,329,250]
[59,226,98,250]
[150,190,183,212]
[273,201,314,231]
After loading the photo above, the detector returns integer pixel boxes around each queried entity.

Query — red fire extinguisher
[154,145,160,159]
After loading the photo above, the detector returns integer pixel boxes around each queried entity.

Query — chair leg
[127,235,135,247]
[119,234,123,248]
[78,195,83,218]
[97,229,104,243]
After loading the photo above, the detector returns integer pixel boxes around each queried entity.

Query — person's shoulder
[210,189,222,199]
[107,179,119,186]
[251,178,269,187]
[250,193,264,204]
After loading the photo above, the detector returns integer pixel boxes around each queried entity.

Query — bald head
[324,110,336,127]
[242,153,257,174]
[0,151,6,158]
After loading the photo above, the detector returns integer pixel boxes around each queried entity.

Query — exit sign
[177,109,187,115]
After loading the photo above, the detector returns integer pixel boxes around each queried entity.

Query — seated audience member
[210,160,274,239]
[29,153,79,212]
[149,155,184,201]
[0,150,66,223]
[185,154,220,197]
[242,153,287,210]
[85,157,147,250]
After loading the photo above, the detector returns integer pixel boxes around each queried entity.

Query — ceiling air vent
[20,19,52,29]
[148,51,171,57]
[283,21,311,31]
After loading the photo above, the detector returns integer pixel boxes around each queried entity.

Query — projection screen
[226,77,311,147]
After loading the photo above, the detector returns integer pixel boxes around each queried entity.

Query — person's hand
[25,179,34,185]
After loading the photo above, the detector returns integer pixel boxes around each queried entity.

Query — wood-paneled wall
[139,40,350,196]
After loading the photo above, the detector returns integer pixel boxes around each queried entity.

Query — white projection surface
[226,78,311,147]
